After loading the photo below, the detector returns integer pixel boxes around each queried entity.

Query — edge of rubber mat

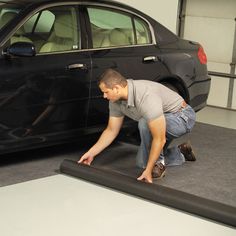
[60,159,236,228]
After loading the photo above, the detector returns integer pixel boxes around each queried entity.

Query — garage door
[179,0,236,109]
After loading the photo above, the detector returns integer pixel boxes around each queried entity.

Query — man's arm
[78,116,124,165]
[137,115,166,183]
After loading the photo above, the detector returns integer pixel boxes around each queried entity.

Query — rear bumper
[188,75,211,112]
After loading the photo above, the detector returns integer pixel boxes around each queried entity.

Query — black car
[0,0,211,154]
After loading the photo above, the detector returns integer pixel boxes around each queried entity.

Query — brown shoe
[178,142,196,161]
[152,163,166,179]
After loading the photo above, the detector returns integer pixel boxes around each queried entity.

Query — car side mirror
[6,42,36,57]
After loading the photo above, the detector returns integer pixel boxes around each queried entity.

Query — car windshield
[0,3,23,30]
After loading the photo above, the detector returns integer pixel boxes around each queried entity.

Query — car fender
[160,53,196,88]
[157,75,190,103]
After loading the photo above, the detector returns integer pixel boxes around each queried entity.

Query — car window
[134,17,151,44]
[8,6,80,54]
[88,7,135,48]
[88,7,151,49]
[24,11,55,34]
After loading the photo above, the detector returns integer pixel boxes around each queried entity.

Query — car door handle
[67,63,87,70]
[143,56,158,62]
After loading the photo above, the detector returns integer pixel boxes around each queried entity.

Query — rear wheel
[161,81,178,92]
[160,80,189,103]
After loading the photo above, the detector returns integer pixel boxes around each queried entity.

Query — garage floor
[0,106,236,235]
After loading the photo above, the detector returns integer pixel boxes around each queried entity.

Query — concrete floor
[0,106,236,236]
[1,175,235,236]
[196,106,236,130]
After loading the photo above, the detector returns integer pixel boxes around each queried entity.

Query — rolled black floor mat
[60,159,236,228]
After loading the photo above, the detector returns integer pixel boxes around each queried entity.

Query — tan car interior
[1,11,33,44]
[39,13,78,53]
[1,10,148,53]
[92,26,148,48]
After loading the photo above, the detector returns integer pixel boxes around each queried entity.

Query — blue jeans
[136,105,196,168]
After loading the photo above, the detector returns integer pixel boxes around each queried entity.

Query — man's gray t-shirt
[109,79,184,122]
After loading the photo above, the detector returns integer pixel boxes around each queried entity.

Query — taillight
[198,45,207,64]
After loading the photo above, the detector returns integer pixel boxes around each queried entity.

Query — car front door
[84,5,170,126]
[0,5,91,152]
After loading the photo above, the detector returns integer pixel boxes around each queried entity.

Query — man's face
[99,82,120,102]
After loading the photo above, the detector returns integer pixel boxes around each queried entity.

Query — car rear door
[83,5,170,126]
[0,4,91,152]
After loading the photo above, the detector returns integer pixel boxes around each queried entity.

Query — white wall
[117,0,179,34]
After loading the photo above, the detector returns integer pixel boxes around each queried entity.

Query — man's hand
[137,169,153,183]
[78,152,94,165]
[137,115,166,183]
[77,116,124,166]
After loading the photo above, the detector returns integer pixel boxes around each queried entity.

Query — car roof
[3,0,153,17]
[0,0,119,5]
[0,0,142,17]
[0,0,178,46]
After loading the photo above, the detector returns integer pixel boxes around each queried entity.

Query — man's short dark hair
[98,69,127,88]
